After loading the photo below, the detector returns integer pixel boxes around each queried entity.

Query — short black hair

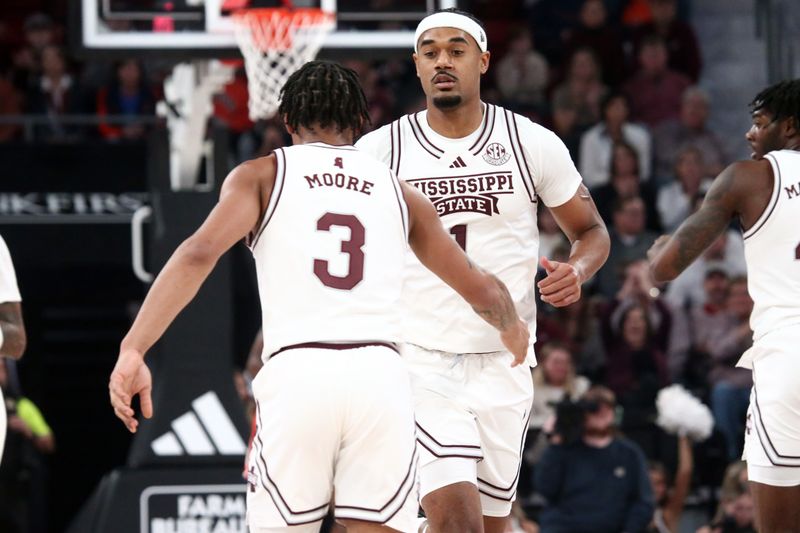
[750,79,800,129]
[278,60,370,137]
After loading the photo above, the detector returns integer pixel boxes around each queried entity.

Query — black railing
[0,114,161,142]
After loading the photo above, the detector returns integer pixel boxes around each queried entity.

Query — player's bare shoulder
[717,159,775,230]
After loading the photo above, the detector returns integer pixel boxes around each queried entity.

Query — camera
[551,398,601,445]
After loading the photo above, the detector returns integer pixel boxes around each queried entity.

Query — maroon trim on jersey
[503,109,536,203]
[409,113,444,159]
[509,111,537,202]
[389,119,403,175]
[249,148,287,250]
[476,402,534,501]
[751,368,800,467]
[251,401,331,525]
[387,169,409,240]
[470,103,496,155]
[305,142,357,150]
[334,447,418,523]
[743,153,782,241]
[269,341,399,359]
[395,120,403,174]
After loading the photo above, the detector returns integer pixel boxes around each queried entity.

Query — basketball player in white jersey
[0,233,26,463]
[649,79,800,532]
[356,9,610,533]
[108,61,529,533]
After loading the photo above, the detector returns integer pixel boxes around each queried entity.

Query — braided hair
[750,79,800,129]
[278,60,370,138]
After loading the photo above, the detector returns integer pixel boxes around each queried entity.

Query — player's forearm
[120,239,219,355]
[0,303,26,359]
[566,223,610,283]
[469,271,520,332]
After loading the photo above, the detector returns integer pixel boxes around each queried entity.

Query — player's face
[746,109,783,159]
[414,27,489,110]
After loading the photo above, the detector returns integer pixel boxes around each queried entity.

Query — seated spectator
[624,34,691,128]
[698,276,753,460]
[495,27,549,111]
[697,461,755,533]
[564,0,626,86]
[537,204,569,263]
[656,146,713,232]
[653,87,728,184]
[11,13,56,93]
[601,263,671,416]
[648,435,693,533]
[664,199,747,313]
[549,93,583,160]
[96,59,156,140]
[592,141,662,231]
[551,47,608,131]
[594,196,658,299]
[25,45,81,140]
[536,386,655,533]
[0,359,55,533]
[0,68,22,141]
[579,92,651,188]
[530,342,591,432]
[631,0,702,82]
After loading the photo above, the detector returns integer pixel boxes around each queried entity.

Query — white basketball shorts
[246,342,419,532]
[740,329,800,486]
[402,343,534,517]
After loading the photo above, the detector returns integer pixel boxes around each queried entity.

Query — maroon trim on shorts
[251,401,331,525]
[415,422,482,450]
[334,447,419,523]
[476,394,535,500]
[751,368,800,467]
[269,341,399,359]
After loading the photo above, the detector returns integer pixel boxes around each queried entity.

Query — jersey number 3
[314,213,365,290]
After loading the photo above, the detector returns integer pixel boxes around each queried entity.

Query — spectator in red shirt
[624,33,691,127]
[631,0,702,82]
[96,59,155,140]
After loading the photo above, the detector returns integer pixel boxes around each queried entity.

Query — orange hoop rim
[231,7,335,52]
[231,7,335,27]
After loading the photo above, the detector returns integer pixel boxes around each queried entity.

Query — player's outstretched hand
[109,349,153,433]
[538,256,581,307]
[502,318,530,367]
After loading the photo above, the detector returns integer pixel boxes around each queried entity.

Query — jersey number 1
[314,213,365,290]
[450,224,467,251]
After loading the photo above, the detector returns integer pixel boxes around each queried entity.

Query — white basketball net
[233,8,335,121]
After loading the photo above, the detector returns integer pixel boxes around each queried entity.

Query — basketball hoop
[232,7,335,120]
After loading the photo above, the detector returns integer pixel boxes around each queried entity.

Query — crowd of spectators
[2,0,760,532]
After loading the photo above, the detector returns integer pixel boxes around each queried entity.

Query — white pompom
[655,384,714,442]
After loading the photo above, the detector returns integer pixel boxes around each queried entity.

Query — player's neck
[425,99,484,139]
[292,129,353,147]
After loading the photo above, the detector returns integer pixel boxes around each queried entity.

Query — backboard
[77,0,460,58]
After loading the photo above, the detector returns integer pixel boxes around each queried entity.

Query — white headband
[414,12,488,53]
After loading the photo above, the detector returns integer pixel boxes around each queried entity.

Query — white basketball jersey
[742,149,800,342]
[357,104,582,354]
[249,143,409,359]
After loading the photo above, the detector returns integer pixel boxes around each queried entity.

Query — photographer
[535,386,655,533]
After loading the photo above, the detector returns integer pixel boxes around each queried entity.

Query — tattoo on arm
[472,272,517,331]
[669,172,737,274]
